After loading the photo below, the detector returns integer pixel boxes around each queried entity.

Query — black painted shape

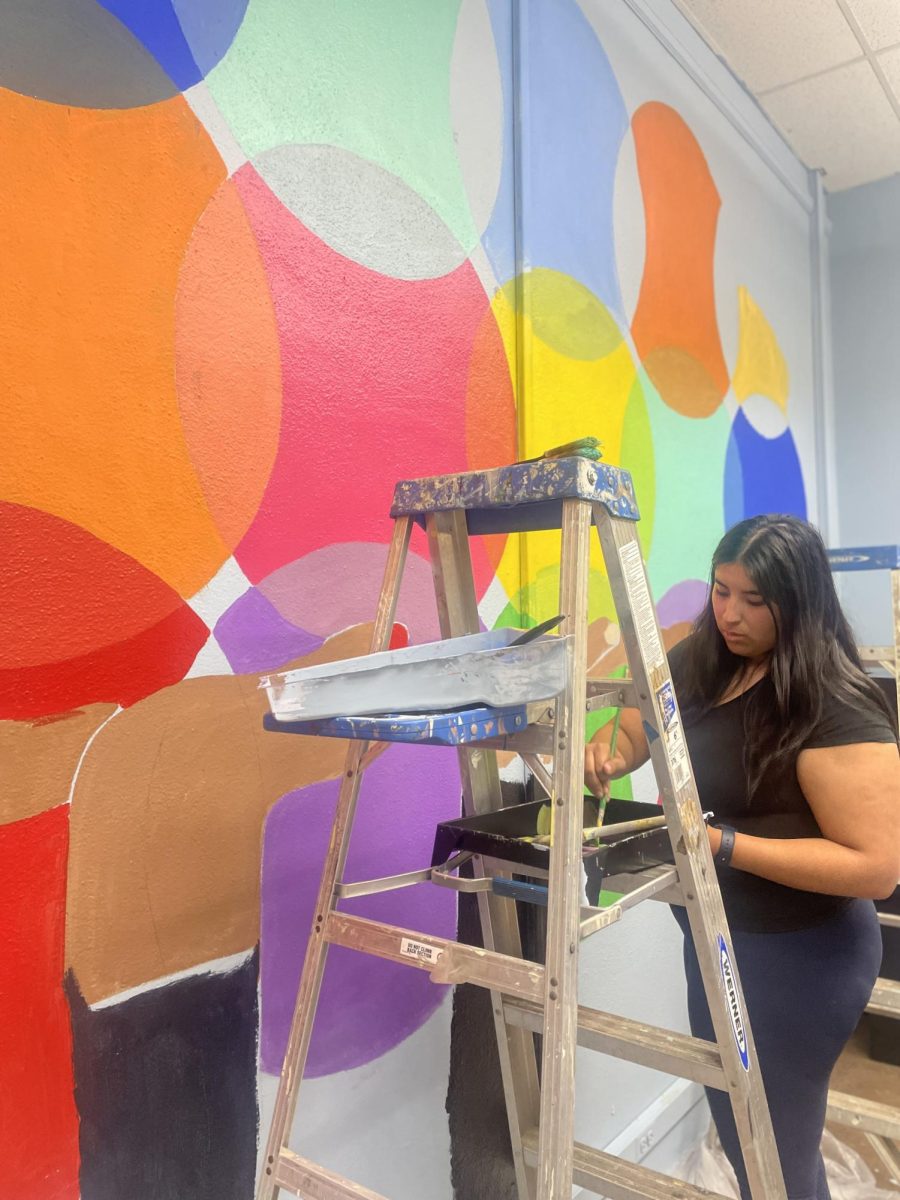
[0,0,179,109]
[67,950,259,1200]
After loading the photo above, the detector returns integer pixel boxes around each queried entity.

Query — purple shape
[260,743,459,1077]
[214,587,322,674]
[656,579,709,627]
[259,542,442,645]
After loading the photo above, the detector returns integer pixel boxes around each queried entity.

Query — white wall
[828,174,900,646]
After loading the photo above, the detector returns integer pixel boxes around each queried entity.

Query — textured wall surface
[0,1,817,1197]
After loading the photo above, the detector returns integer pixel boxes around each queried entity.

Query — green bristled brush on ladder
[518,435,603,464]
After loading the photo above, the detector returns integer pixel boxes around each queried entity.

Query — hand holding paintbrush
[525,682,628,846]
[583,702,629,807]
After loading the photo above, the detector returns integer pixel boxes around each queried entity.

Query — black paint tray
[431,797,673,878]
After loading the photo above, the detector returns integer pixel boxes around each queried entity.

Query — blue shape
[723,409,807,525]
[484,0,628,317]
[98,0,247,89]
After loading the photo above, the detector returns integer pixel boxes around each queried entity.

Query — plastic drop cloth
[676,1121,899,1198]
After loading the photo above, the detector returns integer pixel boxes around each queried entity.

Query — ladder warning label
[400,938,443,965]
[657,680,677,731]
[717,934,751,1071]
[618,542,665,674]
[656,680,690,791]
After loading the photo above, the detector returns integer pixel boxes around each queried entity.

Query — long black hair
[677,514,896,800]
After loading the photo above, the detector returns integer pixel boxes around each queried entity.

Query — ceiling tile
[674,0,862,92]
[842,0,900,51]
[760,58,900,189]
[877,44,900,100]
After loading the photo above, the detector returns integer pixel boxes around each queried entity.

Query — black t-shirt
[668,637,898,932]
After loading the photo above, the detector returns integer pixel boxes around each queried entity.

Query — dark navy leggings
[673,900,882,1200]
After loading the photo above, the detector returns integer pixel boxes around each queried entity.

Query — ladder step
[326,912,544,1000]
[827,1090,900,1141]
[521,1130,733,1200]
[273,1149,389,1200]
[504,998,726,1090]
[867,976,900,1019]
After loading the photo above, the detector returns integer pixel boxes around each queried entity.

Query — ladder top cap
[390,457,640,531]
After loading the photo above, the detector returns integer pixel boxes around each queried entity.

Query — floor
[828,1014,900,1191]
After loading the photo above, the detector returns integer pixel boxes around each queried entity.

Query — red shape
[232,167,513,598]
[0,806,80,1199]
[0,605,208,720]
[0,502,208,718]
[388,623,409,651]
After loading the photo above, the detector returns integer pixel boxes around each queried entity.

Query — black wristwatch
[714,825,737,868]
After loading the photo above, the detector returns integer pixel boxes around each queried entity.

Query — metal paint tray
[260,627,569,722]
[431,797,673,876]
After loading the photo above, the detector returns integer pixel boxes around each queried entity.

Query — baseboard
[574,1078,709,1198]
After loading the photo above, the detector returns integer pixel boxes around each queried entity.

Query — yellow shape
[732,286,790,412]
[502,269,624,361]
[491,273,639,619]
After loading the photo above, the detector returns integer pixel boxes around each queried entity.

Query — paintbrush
[517,436,603,464]
[522,812,667,848]
[527,680,623,845]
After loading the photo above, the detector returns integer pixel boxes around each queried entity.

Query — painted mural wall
[0,2,816,1198]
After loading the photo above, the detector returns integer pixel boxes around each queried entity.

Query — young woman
[585,515,900,1200]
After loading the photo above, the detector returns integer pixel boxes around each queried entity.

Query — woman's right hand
[584,741,628,798]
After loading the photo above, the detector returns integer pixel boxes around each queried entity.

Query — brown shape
[587,618,693,677]
[0,704,117,826]
[66,625,379,1005]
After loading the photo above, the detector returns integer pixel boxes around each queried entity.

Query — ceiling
[671,0,900,191]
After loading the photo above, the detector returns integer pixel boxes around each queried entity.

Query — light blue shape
[723,426,745,529]
[483,0,628,317]
[172,0,249,77]
[641,371,731,599]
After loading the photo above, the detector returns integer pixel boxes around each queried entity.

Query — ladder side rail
[593,505,788,1200]
[257,517,413,1200]
[426,508,541,1200]
[535,498,593,1199]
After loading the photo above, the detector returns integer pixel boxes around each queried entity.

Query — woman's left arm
[708,742,900,899]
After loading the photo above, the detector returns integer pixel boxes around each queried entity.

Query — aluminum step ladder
[256,457,787,1200]
[826,545,900,1182]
